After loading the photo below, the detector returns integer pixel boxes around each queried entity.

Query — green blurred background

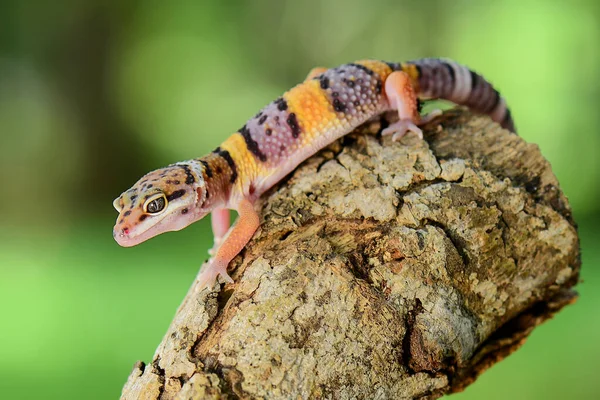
[1,0,598,398]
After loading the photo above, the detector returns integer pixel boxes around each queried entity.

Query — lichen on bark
[121,109,580,400]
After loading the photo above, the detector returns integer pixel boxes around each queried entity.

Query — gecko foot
[382,119,423,141]
[195,260,234,292]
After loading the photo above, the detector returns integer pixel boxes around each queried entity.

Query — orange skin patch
[354,59,393,81]
[283,79,340,143]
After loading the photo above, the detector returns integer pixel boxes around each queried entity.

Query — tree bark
[121,109,580,400]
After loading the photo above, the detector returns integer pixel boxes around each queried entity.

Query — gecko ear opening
[196,186,208,209]
[113,197,123,213]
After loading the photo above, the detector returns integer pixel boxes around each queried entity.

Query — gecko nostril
[114,227,130,237]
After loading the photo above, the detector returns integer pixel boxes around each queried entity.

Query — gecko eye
[144,193,167,214]
[113,198,123,213]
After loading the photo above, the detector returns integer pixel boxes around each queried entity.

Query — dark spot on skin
[287,113,301,138]
[353,100,360,106]
[385,61,398,70]
[414,63,422,77]
[124,210,132,217]
[255,111,263,118]
[213,146,221,153]
[200,160,213,178]
[348,63,374,76]
[333,98,346,112]
[217,149,238,183]
[443,62,455,82]
[320,76,329,89]
[216,166,223,174]
[470,70,479,90]
[249,184,256,196]
[343,78,355,88]
[166,180,173,184]
[119,219,124,224]
[177,164,195,185]
[130,195,137,202]
[240,125,267,162]
[486,90,501,113]
[375,80,382,94]
[166,189,186,202]
[332,91,339,97]
[275,97,287,111]
[280,145,286,152]
[274,115,280,126]
[147,184,153,189]
[258,114,267,125]
[181,208,188,214]
[139,215,147,222]
[265,128,272,136]
[502,108,512,126]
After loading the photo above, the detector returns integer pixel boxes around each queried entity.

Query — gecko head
[112,163,208,247]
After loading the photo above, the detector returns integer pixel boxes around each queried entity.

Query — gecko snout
[114,227,130,238]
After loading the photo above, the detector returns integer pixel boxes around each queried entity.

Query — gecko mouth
[113,227,149,247]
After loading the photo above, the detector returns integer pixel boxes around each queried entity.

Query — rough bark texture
[121,109,580,400]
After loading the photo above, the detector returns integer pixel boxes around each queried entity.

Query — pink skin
[209,208,231,256]
[113,207,206,247]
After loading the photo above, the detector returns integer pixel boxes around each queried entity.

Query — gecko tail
[388,59,516,134]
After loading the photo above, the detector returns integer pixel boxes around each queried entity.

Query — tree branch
[121,109,580,400]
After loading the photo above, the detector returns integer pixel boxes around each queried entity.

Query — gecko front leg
[196,198,260,291]
[209,208,230,256]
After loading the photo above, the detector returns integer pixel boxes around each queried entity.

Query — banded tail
[388,59,516,133]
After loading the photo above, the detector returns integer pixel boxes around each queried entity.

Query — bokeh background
[1,0,598,398]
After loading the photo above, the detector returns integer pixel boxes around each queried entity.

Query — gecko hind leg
[382,70,426,141]
[305,67,328,81]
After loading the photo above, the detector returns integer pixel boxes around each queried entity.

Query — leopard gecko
[112,59,515,290]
